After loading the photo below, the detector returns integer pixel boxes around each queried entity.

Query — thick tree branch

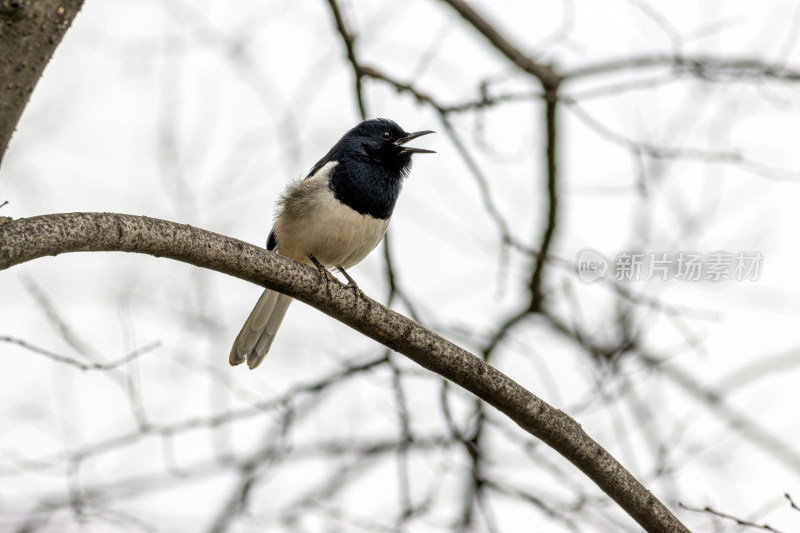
[0,0,84,165]
[0,212,689,533]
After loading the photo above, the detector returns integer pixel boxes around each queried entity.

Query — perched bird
[230,118,435,369]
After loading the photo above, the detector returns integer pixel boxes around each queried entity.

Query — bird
[230,118,435,369]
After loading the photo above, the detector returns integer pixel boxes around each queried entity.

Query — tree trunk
[0,0,84,165]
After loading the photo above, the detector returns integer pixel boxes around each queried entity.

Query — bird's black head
[321,118,435,219]
[338,118,435,178]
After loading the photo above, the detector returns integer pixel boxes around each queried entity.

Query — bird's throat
[329,164,403,220]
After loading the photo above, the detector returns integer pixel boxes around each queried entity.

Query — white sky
[2,0,800,531]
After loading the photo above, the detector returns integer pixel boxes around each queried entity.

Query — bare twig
[679,502,789,533]
[437,0,561,90]
[563,54,800,82]
[787,493,799,512]
[325,0,368,118]
[529,96,559,311]
[0,336,160,371]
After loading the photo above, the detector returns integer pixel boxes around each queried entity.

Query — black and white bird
[230,118,435,369]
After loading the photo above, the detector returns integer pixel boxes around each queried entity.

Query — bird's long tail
[229,289,293,369]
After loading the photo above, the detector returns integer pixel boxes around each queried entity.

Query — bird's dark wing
[304,155,331,180]
[267,230,277,251]
[305,136,344,180]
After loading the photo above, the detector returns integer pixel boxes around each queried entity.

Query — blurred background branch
[2,1,800,532]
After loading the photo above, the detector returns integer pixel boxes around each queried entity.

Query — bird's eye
[381,131,392,140]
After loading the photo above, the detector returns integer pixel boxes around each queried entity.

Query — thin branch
[563,54,800,82]
[434,0,564,312]
[787,493,799,512]
[529,96,559,311]
[382,233,421,321]
[325,0,368,118]
[482,479,584,533]
[0,336,160,371]
[437,0,561,90]
[679,502,789,533]
[20,275,104,362]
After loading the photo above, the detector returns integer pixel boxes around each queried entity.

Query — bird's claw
[310,256,335,298]
[345,281,367,302]
[309,259,369,304]
[338,266,368,304]
[320,270,336,297]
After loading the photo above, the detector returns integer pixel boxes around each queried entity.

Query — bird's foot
[310,255,336,299]
[338,266,368,302]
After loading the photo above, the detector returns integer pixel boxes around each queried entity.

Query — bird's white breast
[272,161,391,269]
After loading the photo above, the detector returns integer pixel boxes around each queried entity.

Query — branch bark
[0,0,84,165]
[0,212,689,533]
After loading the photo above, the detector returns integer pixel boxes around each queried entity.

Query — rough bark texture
[0,212,690,533]
[0,0,84,165]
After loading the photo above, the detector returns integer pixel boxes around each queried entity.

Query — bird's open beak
[395,130,436,154]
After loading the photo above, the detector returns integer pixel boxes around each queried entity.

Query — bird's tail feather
[229,289,293,369]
